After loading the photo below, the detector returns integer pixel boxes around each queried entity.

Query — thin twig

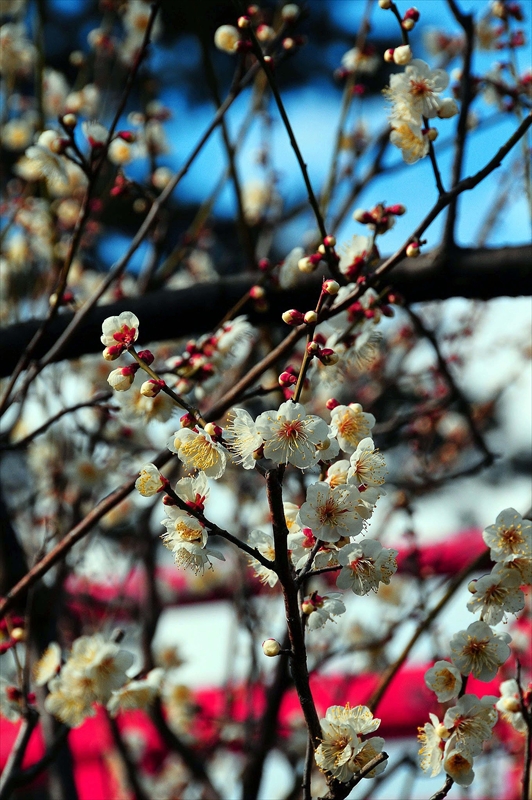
[429,774,455,800]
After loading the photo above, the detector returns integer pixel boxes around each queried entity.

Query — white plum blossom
[467,568,524,625]
[385,59,451,124]
[23,130,68,187]
[224,408,263,469]
[337,540,398,595]
[168,427,228,479]
[44,634,134,727]
[389,120,430,163]
[496,679,527,734]
[174,471,209,511]
[107,668,164,717]
[424,660,462,702]
[482,508,531,563]
[442,740,475,787]
[347,438,387,486]
[247,529,277,587]
[135,463,166,497]
[298,481,363,542]
[329,403,375,454]
[314,705,386,783]
[33,642,62,686]
[449,621,511,681]
[214,24,239,53]
[255,401,330,469]
[417,712,449,777]
[443,694,498,757]
[341,47,381,75]
[338,235,372,278]
[161,507,224,575]
[288,528,339,572]
[325,460,350,488]
[101,310,139,354]
[302,591,346,629]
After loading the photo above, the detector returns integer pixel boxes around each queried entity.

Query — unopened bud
[103,344,124,361]
[378,0,392,7]
[323,279,340,295]
[301,599,315,615]
[467,580,477,594]
[307,341,320,356]
[11,627,25,642]
[250,285,265,300]
[279,371,298,387]
[384,48,395,63]
[282,309,305,326]
[402,17,415,30]
[404,6,420,21]
[262,638,281,656]
[317,243,326,255]
[180,413,195,429]
[304,310,318,324]
[323,235,336,247]
[137,349,155,365]
[353,208,372,224]
[326,398,340,410]
[237,15,250,28]
[387,204,406,215]
[393,44,412,65]
[62,113,77,129]
[282,37,296,51]
[140,379,165,397]
[204,422,222,437]
[427,127,438,141]
[298,256,317,273]
[281,3,300,21]
[406,241,420,257]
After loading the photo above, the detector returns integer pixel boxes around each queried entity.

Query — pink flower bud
[298,256,316,273]
[62,113,77,129]
[204,422,223,438]
[307,341,320,356]
[323,234,336,247]
[102,344,124,361]
[282,309,305,326]
[117,130,136,142]
[180,413,195,429]
[304,310,318,324]
[237,15,250,28]
[404,6,420,21]
[137,349,154,365]
[393,44,412,65]
[279,371,298,387]
[353,208,373,224]
[406,241,420,257]
[402,17,415,30]
[301,599,315,615]
[326,398,340,410]
[384,48,395,63]
[386,204,406,215]
[258,258,270,271]
[250,285,265,300]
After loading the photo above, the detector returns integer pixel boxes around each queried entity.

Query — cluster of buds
[491,1,523,21]
[401,6,420,31]
[353,202,406,234]
[384,44,412,65]
[281,308,319,326]
[298,235,339,274]
[168,340,216,393]
[0,617,25,655]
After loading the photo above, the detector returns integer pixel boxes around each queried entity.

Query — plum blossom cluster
[384,57,459,163]
[314,704,387,783]
[418,508,530,786]
[33,635,163,728]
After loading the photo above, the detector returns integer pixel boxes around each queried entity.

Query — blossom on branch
[255,400,330,469]
[329,403,376,454]
[298,481,364,542]
[449,621,511,681]
[314,704,386,783]
[336,539,398,594]
[168,428,228,479]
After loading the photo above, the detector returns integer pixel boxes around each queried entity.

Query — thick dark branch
[0,244,529,379]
